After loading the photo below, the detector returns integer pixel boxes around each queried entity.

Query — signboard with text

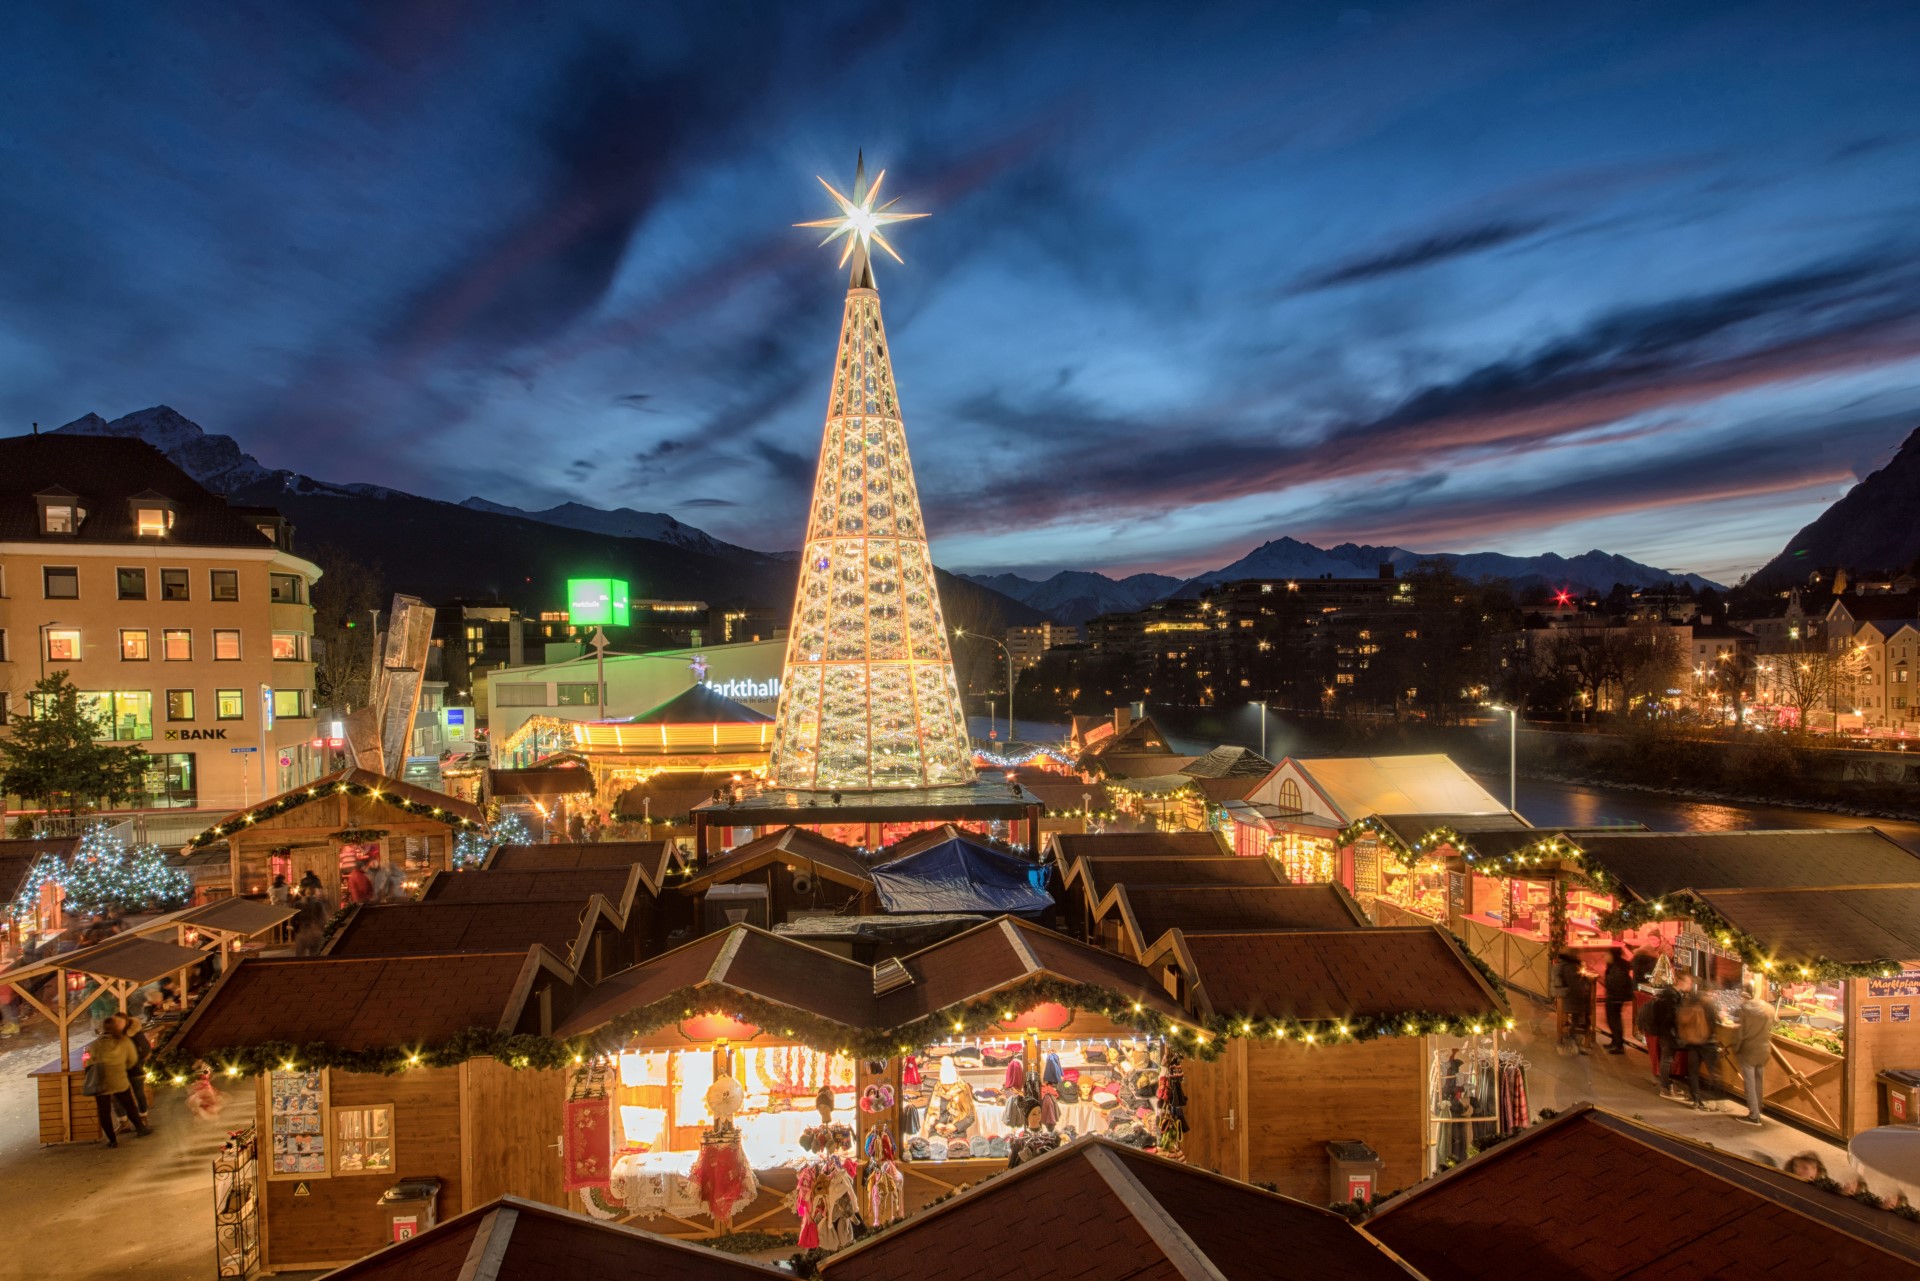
[566,578,631,626]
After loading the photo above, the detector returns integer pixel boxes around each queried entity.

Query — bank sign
[705,677,780,702]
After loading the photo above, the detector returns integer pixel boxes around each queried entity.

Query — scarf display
[863,1129,905,1228]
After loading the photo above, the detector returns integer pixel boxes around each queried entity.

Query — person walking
[292,891,327,957]
[1732,984,1779,1128]
[268,874,291,907]
[1602,949,1635,1054]
[297,868,323,898]
[1669,973,1716,1109]
[1641,978,1681,1088]
[124,1014,154,1124]
[84,1016,151,1147]
[346,859,374,905]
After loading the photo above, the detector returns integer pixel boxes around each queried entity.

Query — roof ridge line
[456,1205,517,1281]
[1085,1145,1229,1281]
[1003,918,1042,974]
[708,928,749,984]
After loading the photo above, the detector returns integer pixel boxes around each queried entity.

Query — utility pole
[956,630,1015,746]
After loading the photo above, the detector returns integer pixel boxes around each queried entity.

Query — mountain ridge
[1751,425,1920,589]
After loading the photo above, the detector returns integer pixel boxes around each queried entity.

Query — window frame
[159,568,191,601]
[272,687,307,720]
[268,573,304,605]
[209,569,239,602]
[162,629,193,662]
[117,567,148,600]
[216,689,246,720]
[46,628,82,662]
[119,629,150,662]
[212,630,242,661]
[43,565,79,600]
[165,689,195,722]
[271,632,308,662]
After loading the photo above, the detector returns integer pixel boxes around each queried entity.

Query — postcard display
[269,1070,327,1177]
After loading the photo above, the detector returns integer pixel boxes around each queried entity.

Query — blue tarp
[870,838,1055,916]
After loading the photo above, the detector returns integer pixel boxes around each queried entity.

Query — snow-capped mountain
[458,497,760,559]
[55,407,278,494]
[1172,536,1720,598]
[961,570,1183,626]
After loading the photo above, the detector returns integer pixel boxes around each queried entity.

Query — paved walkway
[1506,991,1852,1173]
[0,1019,259,1281]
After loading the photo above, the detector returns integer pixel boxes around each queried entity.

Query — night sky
[3,3,1918,584]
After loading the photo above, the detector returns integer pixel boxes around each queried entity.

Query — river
[1469,772,1920,855]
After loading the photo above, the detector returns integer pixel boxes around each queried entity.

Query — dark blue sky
[4,2,1918,583]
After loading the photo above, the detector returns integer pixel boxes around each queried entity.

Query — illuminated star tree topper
[794,151,929,288]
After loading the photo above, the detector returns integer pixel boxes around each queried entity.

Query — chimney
[1113,705,1133,734]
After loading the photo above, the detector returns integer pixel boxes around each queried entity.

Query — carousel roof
[627,682,773,725]
[1366,1104,1920,1277]
[822,1138,1414,1281]
[318,1195,774,1280]
[1148,927,1505,1024]
[1568,828,1920,900]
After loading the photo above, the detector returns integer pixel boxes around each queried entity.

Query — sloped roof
[876,917,1186,1024]
[684,825,872,892]
[869,836,1052,915]
[626,682,773,725]
[822,1138,1415,1281]
[1291,755,1507,821]
[192,768,483,843]
[421,866,643,917]
[1691,885,1920,966]
[1047,832,1230,863]
[1096,753,1201,779]
[1369,813,1535,851]
[488,766,596,797]
[325,900,615,968]
[0,432,281,547]
[1108,773,1201,797]
[1365,1105,1920,1278]
[879,823,1012,863]
[1150,928,1504,1023]
[1831,593,1920,623]
[1181,745,1275,779]
[614,771,746,822]
[556,926,875,1038]
[1098,884,1368,954]
[170,950,559,1055]
[1075,856,1286,906]
[1570,828,1920,900]
[318,1196,773,1281]
[0,934,208,986]
[487,842,676,893]
[0,838,76,904]
[1082,715,1176,758]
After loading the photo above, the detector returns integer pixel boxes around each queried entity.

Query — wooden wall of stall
[260,1067,464,1274]
[1182,1036,1426,1204]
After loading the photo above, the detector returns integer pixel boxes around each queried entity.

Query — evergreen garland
[188,778,479,849]
[1597,893,1908,982]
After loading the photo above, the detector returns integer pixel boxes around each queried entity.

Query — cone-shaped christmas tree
[767,157,974,790]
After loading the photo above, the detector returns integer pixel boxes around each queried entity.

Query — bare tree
[309,543,385,712]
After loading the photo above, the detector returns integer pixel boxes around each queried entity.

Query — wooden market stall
[547,916,1192,1240]
[161,947,581,1274]
[185,768,484,907]
[692,780,1046,866]
[1057,853,1287,943]
[677,825,877,935]
[1086,882,1368,960]
[485,840,682,890]
[0,837,78,962]
[324,895,636,982]
[1142,925,1513,1203]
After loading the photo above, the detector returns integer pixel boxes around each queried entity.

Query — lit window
[271,633,305,661]
[135,507,173,537]
[42,504,77,534]
[162,629,192,661]
[166,690,194,721]
[120,630,150,661]
[216,689,245,720]
[46,628,82,661]
[269,573,303,604]
[273,688,307,719]
[213,630,241,661]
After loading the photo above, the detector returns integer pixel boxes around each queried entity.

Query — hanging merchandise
[686,1076,758,1231]
[1496,1049,1531,1133]
[1155,1054,1188,1159]
[863,1128,905,1228]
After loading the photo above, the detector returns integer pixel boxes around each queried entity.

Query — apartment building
[0,433,322,815]
[1006,620,1081,670]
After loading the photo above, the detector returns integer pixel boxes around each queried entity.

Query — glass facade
[81,690,153,742]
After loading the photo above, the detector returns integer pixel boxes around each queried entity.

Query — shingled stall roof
[0,933,208,987]
[1690,885,1920,968]
[486,841,678,892]
[1075,855,1287,906]
[1098,883,1369,955]
[1288,755,1509,822]
[1569,828,1920,900]
[324,899,619,969]
[318,1195,774,1281]
[1047,831,1231,863]
[878,822,1021,864]
[1147,927,1506,1025]
[189,767,484,845]
[555,925,877,1040]
[1364,1104,1920,1278]
[1368,813,1536,850]
[686,825,872,891]
[420,866,645,918]
[1181,745,1276,779]
[169,948,572,1057]
[822,1137,1417,1281]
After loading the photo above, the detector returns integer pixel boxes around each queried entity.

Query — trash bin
[1326,1140,1384,1206]
[1878,1070,1920,1126]
[376,1177,442,1243]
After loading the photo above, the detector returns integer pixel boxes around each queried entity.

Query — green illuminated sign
[566,578,630,626]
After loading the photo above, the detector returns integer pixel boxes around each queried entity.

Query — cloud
[1291,219,1552,292]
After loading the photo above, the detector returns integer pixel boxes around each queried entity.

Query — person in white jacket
[1732,986,1779,1127]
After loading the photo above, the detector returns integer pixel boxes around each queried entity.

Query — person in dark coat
[1602,949,1635,1054]
[1640,978,1680,1087]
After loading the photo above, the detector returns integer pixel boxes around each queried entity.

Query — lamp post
[1486,703,1518,813]
[1252,699,1268,759]
[955,630,1015,746]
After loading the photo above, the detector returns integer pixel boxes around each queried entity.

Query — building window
[0,629,7,662]
[41,503,79,534]
[271,633,307,661]
[166,689,195,721]
[273,688,307,719]
[1278,779,1303,814]
[160,569,190,601]
[210,570,239,602]
[135,507,174,537]
[162,629,192,661]
[213,630,241,661]
[120,630,150,661]
[556,683,599,706]
[117,567,148,600]
[46,628,82,662]
[269,573,304,604]
[330,1104,395,1177]
[216,689,245,720]
[494,684,551,707]
[139,752,197,809]
[82,691,152,742]
[44,566,79,599]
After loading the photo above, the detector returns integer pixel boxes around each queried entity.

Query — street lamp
[1486,703,1518,813]
[1252,699,1268,760]
[954,630,1015,746]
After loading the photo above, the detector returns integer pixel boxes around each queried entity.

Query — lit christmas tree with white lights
[767,157,974,790]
